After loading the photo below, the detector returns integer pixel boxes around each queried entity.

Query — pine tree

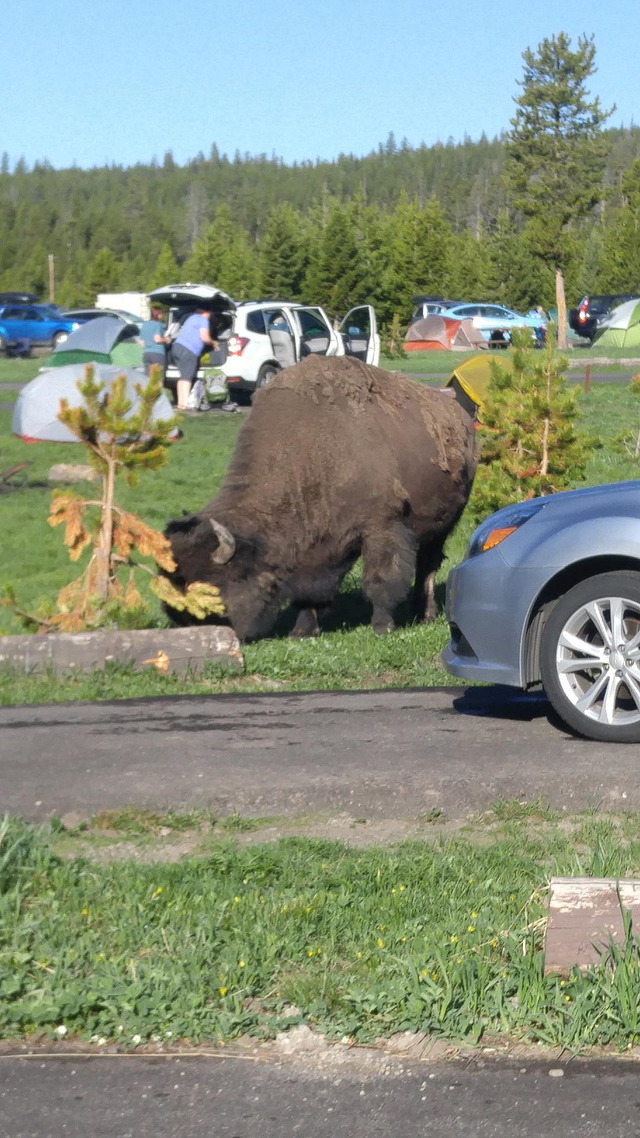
[504,33,614,331]
[597,159,640,291]
[4,367,224,632]
[149,242,180,290]
[469,331,591,520]
[184,203,258,298]
[83,247,121,302]
[258,203,307,300]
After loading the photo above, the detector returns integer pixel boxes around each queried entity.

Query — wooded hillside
[2,124,640,322]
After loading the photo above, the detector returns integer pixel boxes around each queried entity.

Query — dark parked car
[568,294,636,341]
[0,291,39,305]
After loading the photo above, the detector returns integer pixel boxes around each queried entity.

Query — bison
[163,355,477,641]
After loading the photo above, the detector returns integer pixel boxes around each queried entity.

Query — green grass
[2,359,640,706]
[5,814,640,1050]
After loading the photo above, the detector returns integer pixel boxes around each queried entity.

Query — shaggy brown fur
[164,355,477,641]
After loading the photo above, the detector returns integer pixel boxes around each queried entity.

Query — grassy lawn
[1,357,640,705]
[4,807,640,1050]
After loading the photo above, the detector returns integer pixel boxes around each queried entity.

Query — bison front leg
[362,527,417,634]
[290,606,322,638]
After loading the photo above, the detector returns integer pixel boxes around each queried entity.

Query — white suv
[148,283,380,401]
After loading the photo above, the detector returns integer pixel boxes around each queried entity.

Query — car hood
[533,479,640,511]
[148,283,235,311]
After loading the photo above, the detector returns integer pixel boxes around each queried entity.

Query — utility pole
[48,254,55,302]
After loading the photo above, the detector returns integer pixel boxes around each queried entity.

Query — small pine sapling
[615,375,640,460]
[4,365,225,632]
[469,330,593,521]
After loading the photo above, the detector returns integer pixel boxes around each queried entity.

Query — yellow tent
[445,353,512,419]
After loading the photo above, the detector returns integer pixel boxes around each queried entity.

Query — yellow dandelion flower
[564,995,571,1002]
[450,935,458,944]
[471,912,478,919]
[234,896,241,903]
[377,938,385,948]
[153,887,163,897]
[239,960,246,968]
[490,939,499,948]
[391,887,397,894]
[455,956,463,964]
[81,908,89,917]
[399,885,406,892]
[467,925,476,933]
[219,987,228,996]
[307,949,315,957]
[420,969,429,977]
[356,951,363,959]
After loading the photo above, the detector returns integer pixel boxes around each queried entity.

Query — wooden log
[0,626,243,677]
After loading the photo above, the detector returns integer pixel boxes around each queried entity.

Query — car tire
[0,334,6,354]
[52,331,68,347]
[256,363,280,389]
[540,571,640,742]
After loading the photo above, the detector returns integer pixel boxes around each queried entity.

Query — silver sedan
[443,480,640,742]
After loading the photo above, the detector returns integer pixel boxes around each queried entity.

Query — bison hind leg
[362,526,418,635]
[290,606,322,638]
[413,541,446,623]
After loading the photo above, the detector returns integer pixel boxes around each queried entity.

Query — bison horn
[209,518,236,564]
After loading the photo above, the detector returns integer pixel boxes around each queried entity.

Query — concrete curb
[0,626,243,676]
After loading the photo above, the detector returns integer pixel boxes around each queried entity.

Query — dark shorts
[171,342,200,383]
[143,351,166,378]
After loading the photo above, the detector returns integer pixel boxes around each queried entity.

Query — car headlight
[466,499,547,559]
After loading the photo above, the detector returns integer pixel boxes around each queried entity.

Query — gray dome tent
[47,316,143,369]
[12,363,176,443]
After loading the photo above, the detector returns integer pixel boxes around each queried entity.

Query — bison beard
[163,355,477,641]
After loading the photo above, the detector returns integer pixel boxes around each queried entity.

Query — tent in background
[445,354,513,419]
[12,363,176,443]
[46,316,143,368]
[405,315,487,351]
[592,298,640,349]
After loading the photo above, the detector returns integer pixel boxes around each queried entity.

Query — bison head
[163,513,281,641]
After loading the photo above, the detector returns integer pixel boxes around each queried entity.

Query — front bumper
[442,547,545,688]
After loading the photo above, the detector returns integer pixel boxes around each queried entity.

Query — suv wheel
[52,331,68,347]
[256,363,280,389]
[540,572,640,742]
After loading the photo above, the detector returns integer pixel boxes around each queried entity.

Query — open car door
[338,305,380,365]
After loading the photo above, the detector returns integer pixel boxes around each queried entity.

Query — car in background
[62,307,144,330]
[148,283,380,399]
[0,303,78,353]
[443,479,640,743]
[568,294,636,341]
[410,296,462,322]
[0,291,40,305]
[441,303,546,342]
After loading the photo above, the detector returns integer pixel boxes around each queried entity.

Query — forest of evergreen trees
[2,124,640,325]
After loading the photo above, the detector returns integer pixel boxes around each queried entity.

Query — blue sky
[2,0,637,170]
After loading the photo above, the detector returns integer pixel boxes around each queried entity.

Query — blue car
[443,481,640,743]
[0,303,78,353]
[442,303,547,342]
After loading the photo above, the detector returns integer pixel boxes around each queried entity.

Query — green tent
[592,299,640,349]
[46,316,143,368]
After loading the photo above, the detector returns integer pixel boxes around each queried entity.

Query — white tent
[12,363,176,443]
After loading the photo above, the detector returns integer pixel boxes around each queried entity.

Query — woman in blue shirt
[172,306,217,411]
[138,305,170,379]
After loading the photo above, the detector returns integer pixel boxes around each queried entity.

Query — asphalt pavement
[1,685,639,822]
[1,1052,640,1137]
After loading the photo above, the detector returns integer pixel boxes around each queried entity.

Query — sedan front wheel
[540,572,640,742]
